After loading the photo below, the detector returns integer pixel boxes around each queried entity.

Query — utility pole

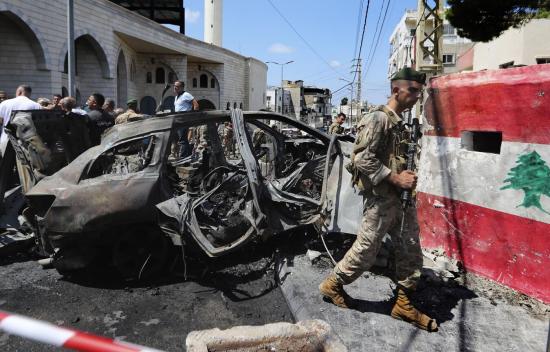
[355,58,362,121]
[266,61,294,126]
[67,0,76,97]
[415,0,444,118]
[350,58,362,126]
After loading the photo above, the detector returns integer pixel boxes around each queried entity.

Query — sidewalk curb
[276,256,349,350]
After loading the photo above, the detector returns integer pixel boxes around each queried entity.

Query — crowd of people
[0,85,146,149]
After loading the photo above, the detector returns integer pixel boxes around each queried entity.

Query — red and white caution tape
[0,310,165,352]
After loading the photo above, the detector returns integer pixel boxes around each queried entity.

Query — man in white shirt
[0,85,41,156]
[173,80,198,157]
[174,80,199,112]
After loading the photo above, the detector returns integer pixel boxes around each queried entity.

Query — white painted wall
[474,19,550,70]
[246,58,267,110]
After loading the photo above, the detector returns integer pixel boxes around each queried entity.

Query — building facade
[0,0,266,114]
[302,87,331,129]
[388,9,473,78]
[473,19,550,70]
[265,86,291,114]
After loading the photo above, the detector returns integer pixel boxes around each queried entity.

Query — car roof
[102,110,330,144]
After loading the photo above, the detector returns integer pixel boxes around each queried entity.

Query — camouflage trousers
[333,194,423,290]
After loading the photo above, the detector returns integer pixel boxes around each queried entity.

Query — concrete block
[185,319,347,352]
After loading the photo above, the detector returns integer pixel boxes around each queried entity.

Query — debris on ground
[0,228,34,256]
[306,249,322,263]
[186,319,347,352]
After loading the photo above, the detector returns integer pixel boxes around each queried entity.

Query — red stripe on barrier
[63,332,142,352]
[424,64,550,144]
[417,192,550,303]
[0,311,9,321]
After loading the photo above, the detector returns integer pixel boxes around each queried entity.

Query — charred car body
[3,109,362,278]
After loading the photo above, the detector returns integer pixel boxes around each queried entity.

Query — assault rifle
[401,117,421,208]
[399,117,421,236]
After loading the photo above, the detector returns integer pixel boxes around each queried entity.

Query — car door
[156,109,268,257]
[243,112,363,235]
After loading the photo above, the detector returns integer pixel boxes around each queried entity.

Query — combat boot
[391,288,438,332]
[319,273,355,309]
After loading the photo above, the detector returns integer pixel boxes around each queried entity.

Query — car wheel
[111,225,169,280]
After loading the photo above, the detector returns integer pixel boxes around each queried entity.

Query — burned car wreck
[4,109,362,278]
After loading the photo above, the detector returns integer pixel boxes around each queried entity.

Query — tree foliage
[446,0,550,42]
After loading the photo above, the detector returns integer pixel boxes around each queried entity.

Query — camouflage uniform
[114,110,142,124]
[328,122,344,135]
[252,128,267,149]
[221,123,235,156]
[333,106,423,291]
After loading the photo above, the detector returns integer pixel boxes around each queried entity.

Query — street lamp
[339,78,354,126]
[266,61,294,117]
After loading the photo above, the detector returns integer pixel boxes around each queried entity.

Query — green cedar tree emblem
[501,151,550,214]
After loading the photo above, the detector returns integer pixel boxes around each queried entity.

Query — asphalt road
[0,242,293,352]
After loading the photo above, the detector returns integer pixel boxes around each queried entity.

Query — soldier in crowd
[221,122,234,156]
[329,112,346,134]
[319,67,438,332]
[115,99,142,124]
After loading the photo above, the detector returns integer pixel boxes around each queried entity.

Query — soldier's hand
[388,170,417,190]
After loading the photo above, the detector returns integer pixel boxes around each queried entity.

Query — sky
[176,0,419,105]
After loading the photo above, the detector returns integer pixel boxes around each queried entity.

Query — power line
[266,0,339,74]
[363,0,386,67]
[364,0,392,79]
[356,0,371,61]
[353,0,365,60]
[351,0,370,84]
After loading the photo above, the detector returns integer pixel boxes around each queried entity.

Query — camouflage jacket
[349,105,410,195]
[328,122,344,135]
[114,110,142,125]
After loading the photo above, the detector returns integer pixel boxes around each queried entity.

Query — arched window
[210,78,216,88]
[168,72,177,84]
[146,72,152,83]
[233,102,237,109]
[193,78,197,88]
[200,74,208,88]
[155,67,165,84]
[226,102,230,110]
[239,103,243,109]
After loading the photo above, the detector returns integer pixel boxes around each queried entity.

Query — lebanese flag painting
[416,64,550,303]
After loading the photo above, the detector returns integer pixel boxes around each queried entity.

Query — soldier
[319,67,438,332]
[115,99,142,124]
[328,113,346,134]
[221,122,235,156]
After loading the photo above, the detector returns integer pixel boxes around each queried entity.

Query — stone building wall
[0,0,266,111]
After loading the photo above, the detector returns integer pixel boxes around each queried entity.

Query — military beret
[391,67,426,84]
[127,99,138,106]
